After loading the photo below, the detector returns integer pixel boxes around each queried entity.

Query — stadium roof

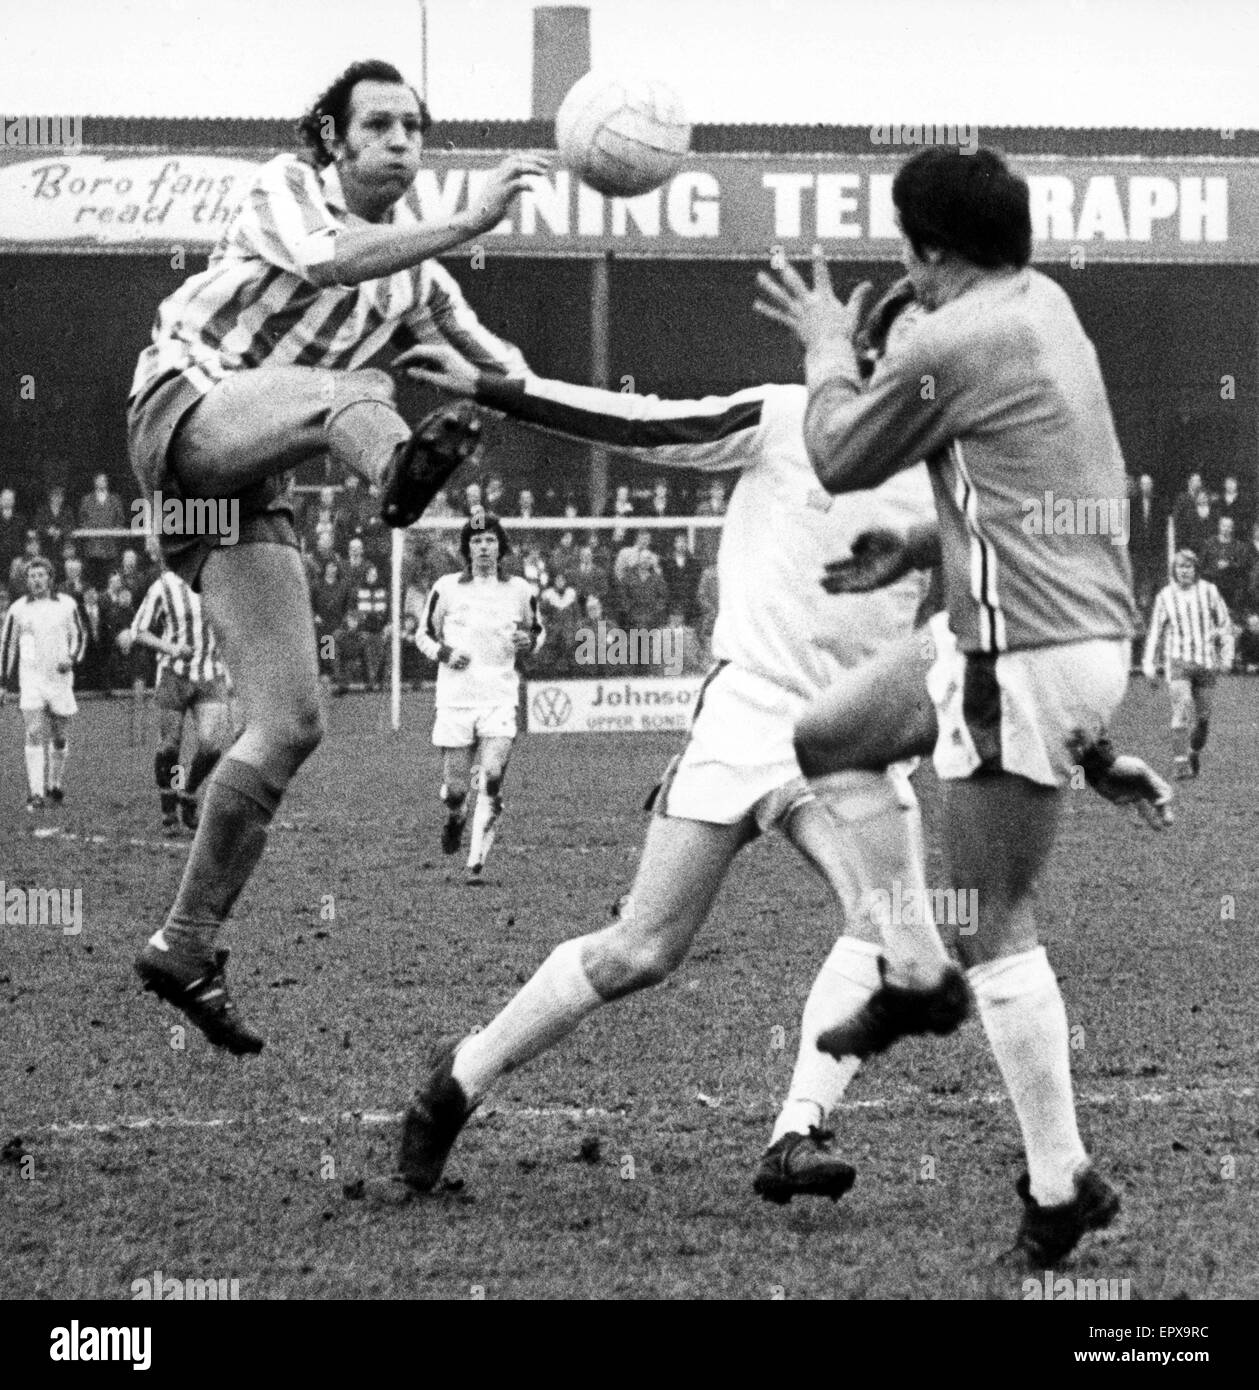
[33,116,1259,157]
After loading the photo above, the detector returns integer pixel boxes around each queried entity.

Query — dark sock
[155,748,178,817]
[186,745,222,796]
[162,758,284,958]
[443,788,467,816]
[1191,718,1209,753]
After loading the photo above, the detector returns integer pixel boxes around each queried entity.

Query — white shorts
[926,613,1128,787]
[20,680,77,718]
[432,703,518,748]
[655,663,810,827]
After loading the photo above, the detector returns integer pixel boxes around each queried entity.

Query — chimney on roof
[532,6,591,119]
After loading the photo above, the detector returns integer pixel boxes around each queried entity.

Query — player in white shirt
[417,510,544,879]
[389,337,969,1198]
[0,557,85,810]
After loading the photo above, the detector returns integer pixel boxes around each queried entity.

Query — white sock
[451,936,604,1103]
[769,937,881,1145]
[811,770,950,988]
[467,774,500,869]
[47,741,67,790]
[24,743,46,797]
[970,946,1088,1207]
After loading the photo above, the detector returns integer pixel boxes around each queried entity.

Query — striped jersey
[474,374,935,702]
[803,268,1136,654]
[130,572,226,684]
[129,155,526,411]
[1142,579,1234,674]
[1,594,86,691]
[419,572,543,708]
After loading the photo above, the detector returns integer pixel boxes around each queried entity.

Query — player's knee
[276,701,325,760]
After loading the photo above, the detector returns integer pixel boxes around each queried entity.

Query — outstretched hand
[391,343,480,397]
[822,529,917,594]
[754,243,872,354]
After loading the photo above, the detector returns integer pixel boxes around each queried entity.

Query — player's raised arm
[393,343,784,473]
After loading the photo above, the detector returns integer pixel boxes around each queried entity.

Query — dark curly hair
[297,59,431,167]
[892,147,1031,269]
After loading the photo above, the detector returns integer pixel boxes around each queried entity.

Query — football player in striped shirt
[0,557,85,810]
[756,146,1136,1264]
[128,58,545,1054]
[121,568,232,836]
[417,510,544,881]
[1142,549,1234,779]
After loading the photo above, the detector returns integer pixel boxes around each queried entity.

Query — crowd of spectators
[13,465,1259,691]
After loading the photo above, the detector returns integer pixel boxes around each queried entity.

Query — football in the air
[555,72,691,198]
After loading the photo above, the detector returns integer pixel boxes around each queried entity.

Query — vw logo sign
[531,686,572,729]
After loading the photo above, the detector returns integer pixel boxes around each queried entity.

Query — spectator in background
[102,574,137,689]
[332,607,369,691]
[1242,520,1259,616]
[696,561,719,662]
[516,487,538,521]
[1184,489,1215,558]
[1203,515,1244,609]
[400,612,427,685]
[484,475,506,514]
[1129,472,1163,610]
[8,530,45,599]
[549,528,579,583]
[462,481,483,515]
[617,548,669,634]
[1218,474,1251,538]
[303,524,342,586]
[573,543,611,610]
[355,561,390,689]
[302,485,348,554]
[61,556,87,603]
[649,478,672,519]
[1236,613,1259,673]
[663,532,700,624]
[665,606,704,676]
[78,472,128,589]
[694,477,727,567]
[1171,472,1203,543]
[343,535,370,592]
[76,585,108,691]
[0,487,27,578]
[119,546,156,604]
[540,568,579,674]
[585,528,613,575]
[34,484,72,557]
[614,528,654,586]
[311,558,352,689]
[608,483,634,521]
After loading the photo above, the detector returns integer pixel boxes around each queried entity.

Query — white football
[555,72,691,198]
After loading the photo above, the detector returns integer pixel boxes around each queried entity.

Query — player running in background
[126,58,544,1054]
[120,568,232,836]
[756,146,1137,1265]
[1142,549,1234,779]
[0,557,85,810]
[417,510,543,881]
[392,339,968,1203]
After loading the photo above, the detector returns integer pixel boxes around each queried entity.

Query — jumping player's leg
[397,814,750,1190]
[151,543,323,963]
[44,712,71,801]
[21,708,49,805]
[178,692,230,829]
[466,734,514,875]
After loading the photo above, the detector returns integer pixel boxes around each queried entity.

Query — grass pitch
[2,680,1257,1299]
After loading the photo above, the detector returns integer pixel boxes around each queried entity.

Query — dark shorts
[127,371,299,592]
[156,668,229,713]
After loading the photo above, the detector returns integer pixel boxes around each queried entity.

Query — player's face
[27,565,51,598]
[336,81,425,208]
[1173,558,1196,586]
[469,531,500,571]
